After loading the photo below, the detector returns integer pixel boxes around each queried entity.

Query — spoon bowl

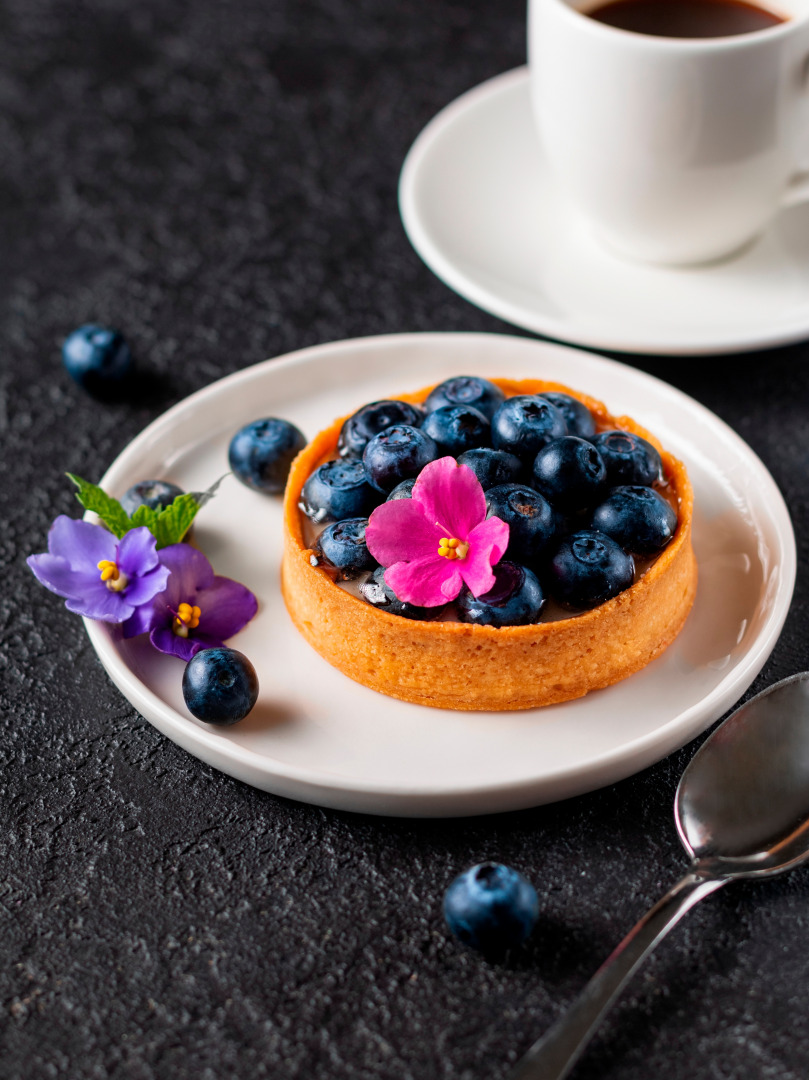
[677,672,809,876]
[509,671,809,1080]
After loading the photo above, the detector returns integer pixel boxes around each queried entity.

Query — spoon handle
[507,871,727,1080]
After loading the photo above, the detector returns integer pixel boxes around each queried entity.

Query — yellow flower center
[173,602,202,637]
[437,536,469,561]
[97,559,129,593]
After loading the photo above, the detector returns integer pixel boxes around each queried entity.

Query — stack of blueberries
[299,377,677,627]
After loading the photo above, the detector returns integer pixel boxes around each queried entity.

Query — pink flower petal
[385,555,463,607]
[412,457,486,540]
[365,498,442,567]
[459,516,510,598]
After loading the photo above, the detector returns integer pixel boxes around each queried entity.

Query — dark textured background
[2,1,809,1077]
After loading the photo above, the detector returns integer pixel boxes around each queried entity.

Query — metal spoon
[509,672,809,1080]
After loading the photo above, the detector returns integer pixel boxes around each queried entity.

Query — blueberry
[456,448,523,491]
[362,424,439,494]
[491,395,568,462]
[532,436,607,512]
[444,862,539,954]
[548,529,635,609]
[590,486,677,555]
[422,405,490,457]
[62,324,133,394]
[120,479,185,517]
[424,376,506,421]
[457,562,545,628]
[592,430,662,487]
[182,647,259,726]
[540,392,597,440]
[229,418,306,494]
[310,518,377,579]
[338,400,424,458]
[299,459,380,524]
[485,484,557,564]
[386,478,416,501]
[360,566,436,620]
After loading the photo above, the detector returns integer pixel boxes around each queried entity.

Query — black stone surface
[2,1,809,1078]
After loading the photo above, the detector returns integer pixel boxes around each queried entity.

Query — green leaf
[190,473,229,511]
[128,504,160,532]
[66,473,131,539]
[150,493,200,549]
[66,473,215,550]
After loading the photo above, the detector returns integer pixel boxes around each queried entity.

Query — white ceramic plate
[85,333,795,817]
[399,68,809,356]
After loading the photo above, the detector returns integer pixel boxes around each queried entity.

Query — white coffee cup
[529,0,809,264]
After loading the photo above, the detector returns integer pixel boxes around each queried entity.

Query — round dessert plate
[399,68,809,356]
[85,333,795,817]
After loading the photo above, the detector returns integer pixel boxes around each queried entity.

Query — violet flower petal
[460,517,511,598]
[64,583,135,622]
[194,576,258,640]
[150,625,203,662]
[27,553,100,600]
[412,457,486,540]
[156,544,215,606]
[365,498,440,567]
[122,564,171,608]
[385,555,463,607]
[117,526,161,577]
[190,632,227,652]
[122,604,161,638]
[49,515,116,568]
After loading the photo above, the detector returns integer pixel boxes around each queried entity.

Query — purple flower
[133,544,258,662]
[27,517,169,632]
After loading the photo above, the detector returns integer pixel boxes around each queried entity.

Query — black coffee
[587,0,785,37]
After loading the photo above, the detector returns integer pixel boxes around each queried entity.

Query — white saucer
[399,68,809,356]
[84,333,795,817]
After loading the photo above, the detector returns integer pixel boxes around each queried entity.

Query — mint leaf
[66,473,131,539]
[66,473,214,549]
[150,493,200,549]
[191,473,229,511]
[128,504,160,532]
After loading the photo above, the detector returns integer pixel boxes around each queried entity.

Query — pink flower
[365,457,509,607]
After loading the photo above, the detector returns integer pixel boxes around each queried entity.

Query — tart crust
[281,379,697,711]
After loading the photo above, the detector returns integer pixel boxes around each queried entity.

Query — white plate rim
[399,67,809,357]
[83,332,797,815]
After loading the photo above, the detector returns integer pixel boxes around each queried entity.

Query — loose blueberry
[422,405,491,457]
[337,400,424,458]
[299,459,380,524]
[182,647,259,726]
[456,448,523,491]
[457,562,545,628]
[592,430,662,487]
[444,862,539,954]
[360,565,436,620]
[120,479,185,517]
[491,395,568,462]
[362,424,439,494]
[540,392,597,440]
[532,436,607,512]
[228,417,306,494]
[386,478,416,501]
[310,518,377,580]
[590,486,677,555]
[424,376,506,421]
[548,529,635,609]
[485,484,557,564]
[62,324,133,394]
